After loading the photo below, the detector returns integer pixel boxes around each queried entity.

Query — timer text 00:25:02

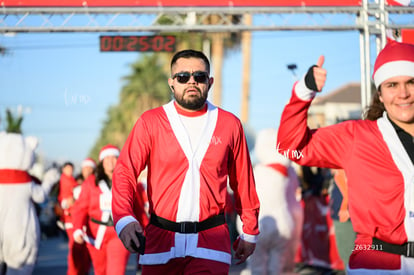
[100,35,176,52]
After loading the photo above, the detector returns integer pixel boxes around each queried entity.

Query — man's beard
[174,88,207,110]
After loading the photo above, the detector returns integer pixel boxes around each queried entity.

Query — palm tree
[89,54,171,158]
[204,14,244,108]
[240,13,252,124]
[90,13,247,158]
[5,108,23,134]
[156,13,244,107]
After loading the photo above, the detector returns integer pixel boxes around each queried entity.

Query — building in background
[308,82,364,128]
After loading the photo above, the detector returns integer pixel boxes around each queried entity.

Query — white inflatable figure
[0,110,60,275]
[238,128,303,275]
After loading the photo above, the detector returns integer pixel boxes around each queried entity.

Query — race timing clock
[99,35,176,52]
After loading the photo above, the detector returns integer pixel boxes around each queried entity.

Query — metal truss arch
[0,4,412,33]
[1,0,413,115]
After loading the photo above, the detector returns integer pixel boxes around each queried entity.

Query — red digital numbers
[100,35,176,52]
[125,36,138,51]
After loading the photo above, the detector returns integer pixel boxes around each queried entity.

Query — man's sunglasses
[172,71,209,84]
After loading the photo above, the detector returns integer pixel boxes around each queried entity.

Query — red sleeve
[58,176,69,203]
[227,119,260,236]
[57,174,77,204]
[71,176,94,232]
[277,84,354,169]
[133,182,150,228]
[224,191,235,215]
[112,116,151,227]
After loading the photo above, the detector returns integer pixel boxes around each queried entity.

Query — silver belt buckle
[180,222,197,233]
[407,242,414,257]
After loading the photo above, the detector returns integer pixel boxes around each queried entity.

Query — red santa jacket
[112,100,260,265]
[58,173,78,227]
[277,82,414,271]
[71,175,149,249]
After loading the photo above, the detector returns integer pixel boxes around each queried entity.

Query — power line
[4,42,97,50]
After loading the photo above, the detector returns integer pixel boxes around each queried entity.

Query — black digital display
[99,35,176,52]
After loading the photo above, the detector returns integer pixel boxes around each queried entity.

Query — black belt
[90,217,114,227]
[150,213,225,234]
[372,238,414,258]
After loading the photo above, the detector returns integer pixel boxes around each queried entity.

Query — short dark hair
[170,49,210,74]
[60,161,74,173]
[62,162,73,169]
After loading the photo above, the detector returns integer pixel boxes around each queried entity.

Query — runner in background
[57,161,91,275]
[239,128,303,275]
[72,145,136,275]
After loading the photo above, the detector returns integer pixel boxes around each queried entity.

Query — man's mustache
[184,86,201,94]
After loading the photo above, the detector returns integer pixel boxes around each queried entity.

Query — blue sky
[0,30,363,167]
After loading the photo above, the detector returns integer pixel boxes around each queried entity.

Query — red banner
[1,0,361,7]
[386,0,413,6]
[402,30,414,44]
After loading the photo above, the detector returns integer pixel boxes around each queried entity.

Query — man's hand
[305,55,327,92]
[67,197,75,208]
[233,237,256,265]
[119,222,145,254]
[73,230,85,244]
[74,234,84,244]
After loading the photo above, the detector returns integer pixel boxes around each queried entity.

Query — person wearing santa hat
[81,157,96,180]
[69,157,97,275]
[71,145,148,275]
[73,157,97,200]
[277,41,414,274]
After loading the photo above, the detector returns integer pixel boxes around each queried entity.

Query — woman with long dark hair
[363,89,386,121]
[277,41,414,274]
[71,145,130,275]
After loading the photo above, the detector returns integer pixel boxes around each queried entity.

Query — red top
[277,83,413,270]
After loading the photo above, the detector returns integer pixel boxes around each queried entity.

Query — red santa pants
[66,228,91,275]
[86,229,130,275]
[141,257,230,275]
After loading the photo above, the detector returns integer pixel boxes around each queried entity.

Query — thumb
[316,55,325,68]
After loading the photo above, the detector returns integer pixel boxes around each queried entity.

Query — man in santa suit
[112,49,260,274]
[277,41,414,273]
[58,162,91,275]
[58,162,77,231]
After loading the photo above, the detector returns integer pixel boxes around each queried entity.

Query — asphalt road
[33,236,246,275]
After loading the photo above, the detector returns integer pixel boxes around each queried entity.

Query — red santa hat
[81,157,96,169]
[373,41,414,89]
[99,144,120,161]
